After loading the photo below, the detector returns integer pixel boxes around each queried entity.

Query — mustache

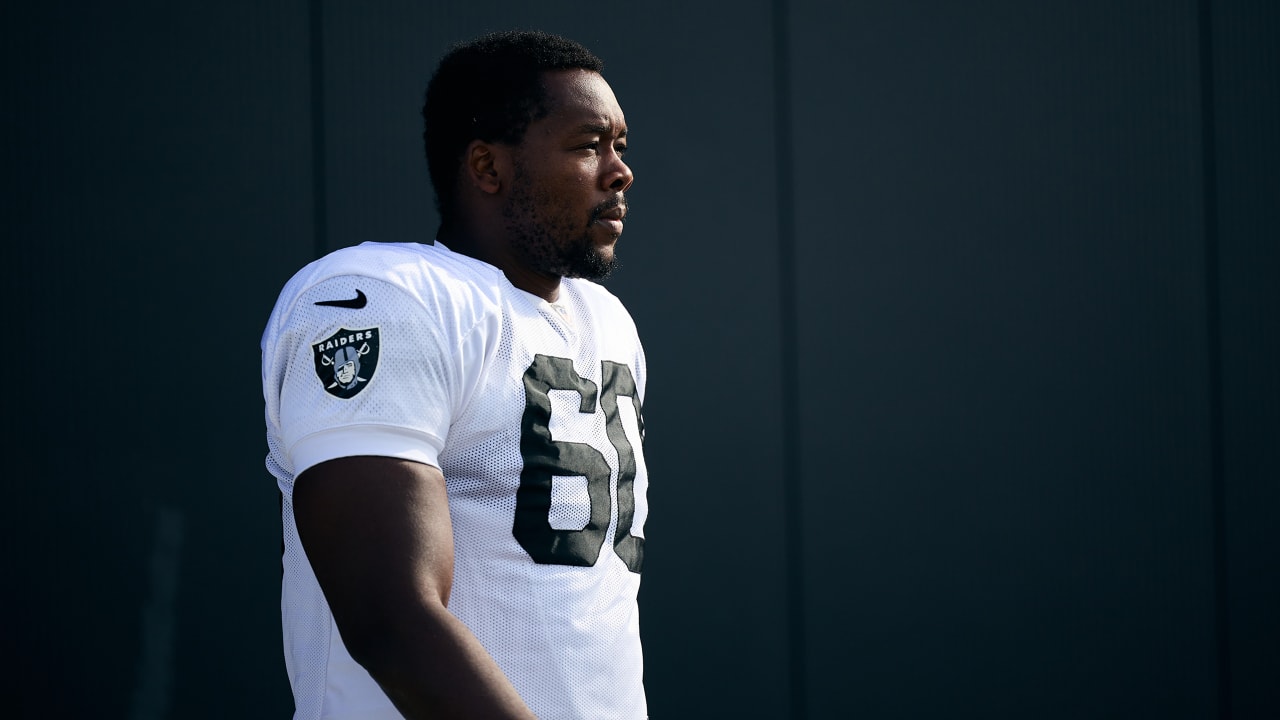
[589,194,628,224]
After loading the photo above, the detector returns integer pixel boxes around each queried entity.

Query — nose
[604,152,634,192]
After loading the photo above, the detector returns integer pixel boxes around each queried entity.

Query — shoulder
[564,278,632,320]
[285,242,502,303]
[265,243,504,336]
[565,278,641,339]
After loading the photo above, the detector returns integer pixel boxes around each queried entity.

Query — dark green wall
[4,1,1275,718]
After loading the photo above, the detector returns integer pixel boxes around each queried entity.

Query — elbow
[332,596,450,680]
[338,616,396,677]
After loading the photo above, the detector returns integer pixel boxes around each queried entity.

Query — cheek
[561,158,597,186]
[544,170,593,204]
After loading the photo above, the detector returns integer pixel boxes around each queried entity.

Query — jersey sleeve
[264,273,463,476]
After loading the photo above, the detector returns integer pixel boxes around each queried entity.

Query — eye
[614,143,628,157]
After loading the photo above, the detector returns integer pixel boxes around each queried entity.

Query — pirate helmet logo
[312,327,380,399]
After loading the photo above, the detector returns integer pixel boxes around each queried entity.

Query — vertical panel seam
[309,0,328,258]
[773,0,805,717]
[1197,1,1229,718]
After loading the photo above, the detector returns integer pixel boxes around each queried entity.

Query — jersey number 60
[515,354,644,574]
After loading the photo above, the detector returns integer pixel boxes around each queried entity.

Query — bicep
[293,456,455,647]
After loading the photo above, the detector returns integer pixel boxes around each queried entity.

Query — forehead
[536,69,626,133]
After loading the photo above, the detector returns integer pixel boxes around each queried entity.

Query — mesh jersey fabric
[261,241,649,720]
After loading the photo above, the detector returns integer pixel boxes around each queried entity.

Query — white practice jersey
[261,241,648,720]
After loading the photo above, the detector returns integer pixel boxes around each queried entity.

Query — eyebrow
[572,123,627,138]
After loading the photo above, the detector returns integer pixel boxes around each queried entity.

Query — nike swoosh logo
[314,289,367,309]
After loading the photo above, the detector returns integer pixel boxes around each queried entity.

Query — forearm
[351,601,535,720]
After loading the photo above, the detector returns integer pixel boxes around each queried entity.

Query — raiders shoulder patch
[312,327,380,399]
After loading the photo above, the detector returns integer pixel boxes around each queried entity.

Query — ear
[463,140,507,195]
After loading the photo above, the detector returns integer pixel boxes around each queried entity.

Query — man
[261,31,648,719]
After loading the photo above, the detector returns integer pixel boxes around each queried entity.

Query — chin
[565,245,618,281]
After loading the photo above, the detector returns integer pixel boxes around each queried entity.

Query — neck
[438,224,563,302]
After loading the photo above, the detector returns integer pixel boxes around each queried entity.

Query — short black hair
[422,30,604,226]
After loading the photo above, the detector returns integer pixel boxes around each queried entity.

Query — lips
[592,198,627,235]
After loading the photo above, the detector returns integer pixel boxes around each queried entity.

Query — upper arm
[293,456,455,659]
[265,273,463,477]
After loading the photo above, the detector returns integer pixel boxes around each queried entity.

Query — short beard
[565,245,618,280]
[502,164,622,282]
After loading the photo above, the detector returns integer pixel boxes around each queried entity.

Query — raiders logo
[312,327,380,399]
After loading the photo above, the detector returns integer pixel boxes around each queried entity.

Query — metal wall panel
[4,2,313,717]
[1213,1,1280,718]
[788,2,1218,716]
